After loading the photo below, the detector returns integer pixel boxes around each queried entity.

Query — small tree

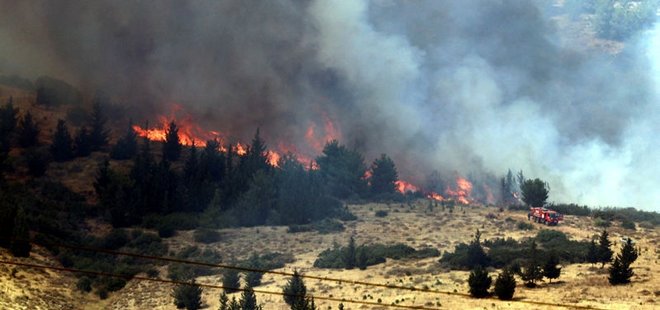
[586,239,599,266]
[597,230,613,268]
[219,291,229,310]
[222,268,240,294]
[344,235,356,269]
[466,229,489,268]
[10,207,31,257]
[520,178,549,208]
[468,265,491,298]
[520,241,543,287]
[50,119,73,161]
[239,284,261,310]
[283,270,314,309]
[89,95,109,151]
[17,111,39,148]
[357,246,367,270]
[608,238,639,285]
[111,120,138,160]
[163,121,182,161]
[543,254,561,283]
[172,281,203,310]
[245,254,264,287]
[74,126,92,157]
[494,268,516,300]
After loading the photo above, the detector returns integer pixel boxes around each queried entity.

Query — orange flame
[427,192,444,201]
[395,180,419,194]
[444,176,473,204]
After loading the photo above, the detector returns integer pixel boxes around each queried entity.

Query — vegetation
[520,178,549,208]
[163,121,182,161]
[494,268,516,300]
[467,266,491,298]
[89,95,110,151]
[222,268,241,294]
[369,153,398,195]
[172,281,203,310]
[282,271,316,310]
[50,119,74,161]
[543,254,562,283]
[609,238,639,285]
[597,230,613,268]
[111,120,138,160]
[17,111,39,148]
[314,237,439,269]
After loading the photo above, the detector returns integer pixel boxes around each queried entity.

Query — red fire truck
[528,207,563,226]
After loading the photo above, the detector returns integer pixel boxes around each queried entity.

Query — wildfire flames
[133,106,480,205]
[132,105,338,169]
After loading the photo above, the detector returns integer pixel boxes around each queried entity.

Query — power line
[6,238,604,310]
[0,259,438,310]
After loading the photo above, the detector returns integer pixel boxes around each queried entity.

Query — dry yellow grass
[2,201,656,310]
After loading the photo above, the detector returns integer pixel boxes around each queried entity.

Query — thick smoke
[0,0,657,210]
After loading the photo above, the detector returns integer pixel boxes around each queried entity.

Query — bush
[168,246,222,280]
[494,268,516,300]
[102,229,129,250]
[172,282,203,310]
[516,221,534,231]
[193,228,220,244]
[375,210,388,217]
[468,266,491,298]
[158,222,176,238]
[314,243,438,269]
[77,276,92,293]
[621,220,636,230]
[594,218,611,228]
[287,219,345,234]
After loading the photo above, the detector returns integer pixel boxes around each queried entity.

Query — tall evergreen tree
[494,268,516,300]
[369,153,398,195]
[283,270,312,309]
[0,190,17,247]
[543,254,561,283]
[10,207,31,257]
[172,281,203,310]
[597,230,613,268]
[74,126,92,157]
[222,268,241,294]
[89,95,109,151]
[111,120,138,160]
[466,229,489,268]
[245,128,270,175]
[520,178,549,208]
[608,238,639,285]
[316,140,368,199]
[344,235,357,269]
[201,139,225,183]
[468,265,491,298]
[50,119,74,161]
[586,239,599,266]
[219,291,230,310]
[0,97,18,142]
[239,284,261,310]
[17,111,39,148]
[245,254,264,287]
[163,121,182,161]
[520,241,543,287]
[357,245,367,270]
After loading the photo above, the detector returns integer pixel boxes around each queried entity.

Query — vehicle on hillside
[528,207,563,226]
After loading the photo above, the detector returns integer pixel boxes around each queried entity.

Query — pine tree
[520,241,543,287]
[468,265,491,298]
[283,270,307,308]
[338,303,344,310]
[520,178,549,208]
[239,284,261,310]
[17,111,39,148]
[10,207,31,257]
[369,153,398,195]
[586,239,599,266]
[172,281,203,310]
[0,97,18,143]
[466,229,489,268]
[111,120,138,160]
[219,291,229,310]
[223,268,240,294]
[344,235,356,269]
[228,297,240,310]
[597,230,613,268]
[494,268,516,300]
[50,119,74,161]
[74,126,92,157]
[608,238,639,285]
[357,245,367,270]
[163,121,182,161]
[543,254,561,283]
[89,95,109,151]
[245,254,264,287]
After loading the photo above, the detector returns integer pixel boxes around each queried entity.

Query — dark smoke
[0,0,658,210]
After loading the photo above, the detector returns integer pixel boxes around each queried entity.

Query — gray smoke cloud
[0,0,658,210]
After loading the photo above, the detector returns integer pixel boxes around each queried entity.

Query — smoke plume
[0,0,657,210]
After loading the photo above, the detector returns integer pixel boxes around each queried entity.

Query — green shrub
[314,243,437,269]
[621,220,635,230]
[516,221,534,231]
[77,276,92,293]
[102,229,129,250]
[375,210,388,217]
[287,219,345,234]
[594,218,611,228]
[193,228,220,244]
